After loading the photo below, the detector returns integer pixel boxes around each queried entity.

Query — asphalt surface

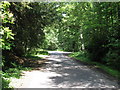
[10,51,119,88]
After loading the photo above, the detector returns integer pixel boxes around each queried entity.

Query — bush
[2,71,11,88]
[105,50,120,71]
[86,43,108,63]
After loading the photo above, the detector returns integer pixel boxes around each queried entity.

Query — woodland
[0,1,120,88]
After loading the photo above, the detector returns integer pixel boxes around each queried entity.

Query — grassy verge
[2,55,41,88]
[2,64,32,88]
[28,49,49,55]
[69,52,120,80]
[25,54,42,60]
[25,50,49,60]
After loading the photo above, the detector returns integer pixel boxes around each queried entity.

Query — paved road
[10,51,119,88]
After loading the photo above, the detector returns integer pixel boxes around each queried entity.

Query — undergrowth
[2,63,32,88]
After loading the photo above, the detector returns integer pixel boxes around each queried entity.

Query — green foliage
[0,27,14,50]
[27,49,48,56]
[70,52,120,79]
[9,2,59,56]
[105,49,120,70]
[2,62,32,88]
[45,2,120,70]
[0,1,14,50]
[2,74,11,88]
[25,55,42,60]
[70,51,89,62]
[43,24,59,50]
[0,2,15,88]
[1,2,120,88]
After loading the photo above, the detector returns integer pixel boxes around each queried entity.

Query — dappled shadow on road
[12,51,119,88]
[41,51,119,88]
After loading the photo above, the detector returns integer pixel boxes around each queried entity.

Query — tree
[9,2,59,56]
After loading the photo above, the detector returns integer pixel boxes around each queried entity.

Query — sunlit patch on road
[9,51,119,88]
